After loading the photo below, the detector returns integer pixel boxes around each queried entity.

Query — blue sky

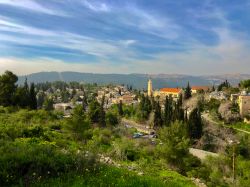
[0,0,250,75]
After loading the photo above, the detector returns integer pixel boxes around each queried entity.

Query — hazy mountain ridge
[18,72,250,89]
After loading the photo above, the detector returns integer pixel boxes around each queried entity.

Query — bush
[0,141,96,186]
[105,112,119,126]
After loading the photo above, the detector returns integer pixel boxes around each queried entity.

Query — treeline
[0,71,37,109]
[121,93,203,140]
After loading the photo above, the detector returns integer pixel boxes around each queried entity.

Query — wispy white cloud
[119,39,136,47]
[117,5,180,40]
[0,16,137,59]
[81,0,110,12]
[0,16,57,36]
[0,0,69,16]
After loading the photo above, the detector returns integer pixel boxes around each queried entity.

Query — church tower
[148,78,153,96]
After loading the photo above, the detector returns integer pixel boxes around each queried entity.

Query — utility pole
[232,144,235,186]
[228,140,239,187]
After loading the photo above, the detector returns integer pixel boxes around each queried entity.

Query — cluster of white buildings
[96,85,138,108]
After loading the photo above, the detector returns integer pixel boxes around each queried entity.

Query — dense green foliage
[187,108,203,139]
[0,71,18,106]
[0,108,196,187]
[0,71,37,109]
[240,79,250,89]
[218,80,231,91]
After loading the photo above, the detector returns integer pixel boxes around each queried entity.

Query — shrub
[105,112,119,126]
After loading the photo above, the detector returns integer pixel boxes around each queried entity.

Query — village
[42,79,250,125]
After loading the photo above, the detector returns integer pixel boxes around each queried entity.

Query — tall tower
[148,78,153,96]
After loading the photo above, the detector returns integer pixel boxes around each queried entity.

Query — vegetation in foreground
[0,108,195,187]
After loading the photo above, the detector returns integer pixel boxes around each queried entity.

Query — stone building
[238,95,250,117]
[147,79,182,100]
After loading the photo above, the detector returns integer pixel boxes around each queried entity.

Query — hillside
[0,108,195,187]
[18,72,250,89]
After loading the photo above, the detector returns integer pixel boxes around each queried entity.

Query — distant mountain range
[18,72,250,89]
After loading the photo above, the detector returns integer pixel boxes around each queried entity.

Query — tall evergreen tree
[212,85,215,92]
[99,96,106,127]
[118,100,123,116]
[154,101,163,128]
[43,98,54,111]
[23,78,31,107]
[187,108,203,139]
[88,98,100,124]
[0,71,18,106]
[82,90,88,111]
[29,83,37,110]
[164,96,171,126]
[184,82,192,100]
[37,92,45,109]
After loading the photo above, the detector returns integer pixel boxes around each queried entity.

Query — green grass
[0,109,196,187]
[231,122,250,133]
[32,166,194,187]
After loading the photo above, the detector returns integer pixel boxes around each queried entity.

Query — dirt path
[189,148,218,160]
[121,118,155,134]
[202,113,250,135]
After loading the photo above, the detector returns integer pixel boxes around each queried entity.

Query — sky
[0,0,250,75]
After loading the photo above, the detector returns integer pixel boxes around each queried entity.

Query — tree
[163,96,172,126]
[29,83,37,110]
[82,90,88,111]
[176,94,184,121]
[37,92,45,109]
[154,101,163,128]
[105,112,118,126]
[218,80,231,91]
[138,94,152,120]
[88,99,101,123]
[14,87,28,108]
[118,100,123,116]
[184,82,192,100]
[157,121,191,173]
[187,108,203,139]
[0,71,18,106]
[43,98,54,111]
[61,90,70,103]
[212,85,215,92]
[67,105,90,141]
[99,96,106,127]
[240,79,250,89]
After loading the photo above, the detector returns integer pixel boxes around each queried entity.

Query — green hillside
[0,108,195,187]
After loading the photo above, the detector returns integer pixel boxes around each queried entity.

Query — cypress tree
[99,96,106,127]
[29,83,37,110]
[163,95,170,126]
[82,90,88,111]
[187,108,203,139]
[154,101,162,128]
[184,82,192,99]
[24,77,30,107]
[118,100,123,116]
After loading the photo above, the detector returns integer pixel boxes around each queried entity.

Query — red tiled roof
[191,86,210,91]
[160,88,182,93]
